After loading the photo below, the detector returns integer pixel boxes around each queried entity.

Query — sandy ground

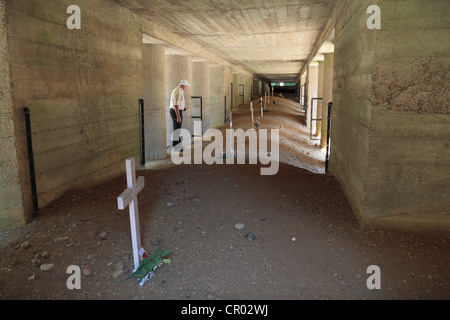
[0,96,449,301]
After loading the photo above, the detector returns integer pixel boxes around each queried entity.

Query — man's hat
[179,80,190,87]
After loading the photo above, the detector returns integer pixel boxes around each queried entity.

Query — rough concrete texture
[117,0,337,83]
[370,0,449,114]
[192,62,210,134]
[165,54,193,145]
[253,79,263,97]
[210,65,232,128]
[306,64,318,135]
[331,0,450,236]
[331,0,375,223]
[234,74,253,109]
[143,44,167,161]
[232,73,240,110]
[320,53,334,149]
[316,61,324,137]
[5,0,143,214]
[0,0,26,231]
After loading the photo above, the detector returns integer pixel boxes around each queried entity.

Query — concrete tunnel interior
[0,0,449,300]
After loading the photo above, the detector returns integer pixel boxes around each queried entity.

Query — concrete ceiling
[116,0,337,83]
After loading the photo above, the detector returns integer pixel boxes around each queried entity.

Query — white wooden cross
[117,157,145,271]
[250,102,254,126]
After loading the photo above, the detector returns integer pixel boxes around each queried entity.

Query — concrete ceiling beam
[140,17,253,77]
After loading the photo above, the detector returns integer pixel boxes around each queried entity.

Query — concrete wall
[165,54,193,145]
[0,0,26,231]
[331,0,374,223]
[143,44,166,161]
[306,64,319,135]
[224,67,233,119]
[192,61,210,134]
[253,79,263,97]
[300,73,307,108]
[232,73,240,109]
[3,0,143,224]
[241,75,253,107]
[364,0,450,234]
[320,53,334,149]
[331,0,450,236]
[210,65,232,128]
[231,73,253,109]
[316,61,324,137]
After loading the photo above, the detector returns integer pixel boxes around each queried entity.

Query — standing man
[170,79,190,150]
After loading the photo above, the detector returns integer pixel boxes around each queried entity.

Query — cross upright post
[117,157,145,271]
[250,102,254,127]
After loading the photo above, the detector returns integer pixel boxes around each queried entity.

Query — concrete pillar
[240,74,253,107]
[232,73,240,109]
[253,79,262,97]
[210,65,224,128]
[316,61,324,137]
[331,0,450,236]
[306,64,318,135]
[224,67,232,118]
[210,65,232,128]
[143,44,166,161]
[165,54,193,146]
[300,73,307,109]
[263,82,269,95]
[0,0,27,231]
[192,61,210,134]
[320,53,334,149]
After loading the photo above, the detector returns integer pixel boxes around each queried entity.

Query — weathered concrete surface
[306,64,318,135]
[0,0,26,231]
[118,0,338,83]
[139,16,251,78]
[210,65,232,128]
[192,61,210,134]
[143,44,166,161]
[316,61,324,137]
[234,73,253,109]
[320,53,334,149]
[331,0,372,226]
[4,0,143,217]
[331,0,450,236]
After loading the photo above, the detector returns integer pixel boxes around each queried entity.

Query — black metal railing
[325,102,332,174]
[24,108,39,216]
[139,99,145,166]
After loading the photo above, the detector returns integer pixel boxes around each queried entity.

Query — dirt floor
[0,96,449,301]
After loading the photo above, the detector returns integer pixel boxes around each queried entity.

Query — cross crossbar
[116,157,145,271]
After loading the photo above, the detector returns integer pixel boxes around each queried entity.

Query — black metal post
[224,95,227,123]
[325,102,332,174]
[231,83,233,110]
[139,99,145,166]
[24,108,39,216]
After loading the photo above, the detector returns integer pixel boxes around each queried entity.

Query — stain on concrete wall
[371,57,449,114]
